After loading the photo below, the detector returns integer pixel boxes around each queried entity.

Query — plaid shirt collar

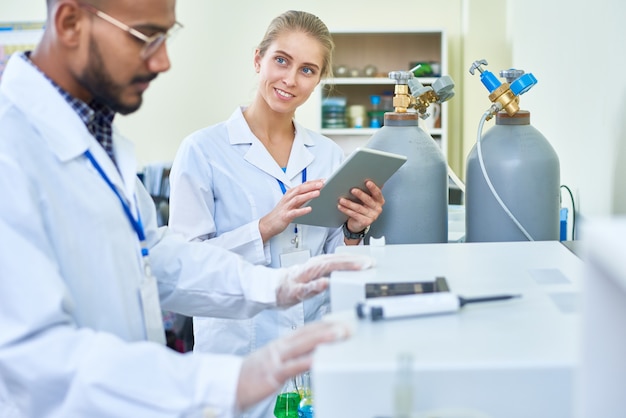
[21,52,117,164]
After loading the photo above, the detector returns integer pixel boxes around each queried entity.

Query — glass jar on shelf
[368,95,384,128]
[321,96,347,129]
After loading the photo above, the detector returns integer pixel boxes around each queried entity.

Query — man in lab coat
[0,0,372,416]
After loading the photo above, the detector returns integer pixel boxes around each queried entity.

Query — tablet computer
[294,147,407,228]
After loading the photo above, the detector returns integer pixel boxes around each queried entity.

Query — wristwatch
[342,221,370,240]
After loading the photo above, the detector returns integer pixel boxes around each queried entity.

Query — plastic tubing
[476,104,534,241]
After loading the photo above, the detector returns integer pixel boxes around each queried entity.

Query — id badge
[278,223,311,267]
[139,274,166,344]
[280,248,311,267]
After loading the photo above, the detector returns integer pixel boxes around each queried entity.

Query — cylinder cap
[496,110,530,125]
[383,112,419,127]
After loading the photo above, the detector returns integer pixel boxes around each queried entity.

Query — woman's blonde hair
[257,10,334,79]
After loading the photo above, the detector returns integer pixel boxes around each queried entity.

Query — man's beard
[78,36,153,115]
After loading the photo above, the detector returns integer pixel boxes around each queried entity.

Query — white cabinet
[297,29,449,158]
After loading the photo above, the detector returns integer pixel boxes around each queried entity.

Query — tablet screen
[294,147,407,228]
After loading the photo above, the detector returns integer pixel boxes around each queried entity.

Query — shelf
[322,77,438,86]
[297,29,448,158]
[321,127,443,136]
[321,128,378,136]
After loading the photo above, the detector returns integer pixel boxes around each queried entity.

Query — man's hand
[275,253,374,307]
[235,320,351,412]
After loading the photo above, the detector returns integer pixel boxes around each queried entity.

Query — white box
[315,241,583,418]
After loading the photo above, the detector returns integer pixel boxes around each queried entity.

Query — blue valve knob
[469,59,501,93]
[480,70,502,93]
[510,73,537,96]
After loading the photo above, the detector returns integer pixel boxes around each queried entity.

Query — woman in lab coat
[168,10,384,417]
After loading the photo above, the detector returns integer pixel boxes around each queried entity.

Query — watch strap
[342,221,370,239]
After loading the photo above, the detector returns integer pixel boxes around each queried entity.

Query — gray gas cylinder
[465,110,560,242]
[365,112,448,244]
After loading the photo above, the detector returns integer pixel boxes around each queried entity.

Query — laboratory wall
[1,0,624,222]
[0,0,502,183]
[117,0,470,172]
[506,0,626,220]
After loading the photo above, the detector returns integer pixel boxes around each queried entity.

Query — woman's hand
[259,180,324,242]
[338,180,384,242]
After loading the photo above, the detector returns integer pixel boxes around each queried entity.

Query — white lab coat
[0,53,286,418]
[168,108,345,417]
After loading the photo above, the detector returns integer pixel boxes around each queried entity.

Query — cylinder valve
[469,59,537,119]
[388,70,455,119]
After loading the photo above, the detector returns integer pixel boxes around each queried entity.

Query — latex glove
[235,320,352,413]
[338,180,385,238]
[259,180,324,242]
[275,253,374,307]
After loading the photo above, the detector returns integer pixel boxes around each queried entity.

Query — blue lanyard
[84,150,149,258]
[277,167,307,195]
[277,168,307,247]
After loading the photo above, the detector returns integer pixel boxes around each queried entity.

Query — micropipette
[356,292,521,321]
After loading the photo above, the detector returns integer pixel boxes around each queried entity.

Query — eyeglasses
[80,3,183,59]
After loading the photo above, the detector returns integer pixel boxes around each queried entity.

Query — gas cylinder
[365,112,448,244]
[465,110,560,242]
